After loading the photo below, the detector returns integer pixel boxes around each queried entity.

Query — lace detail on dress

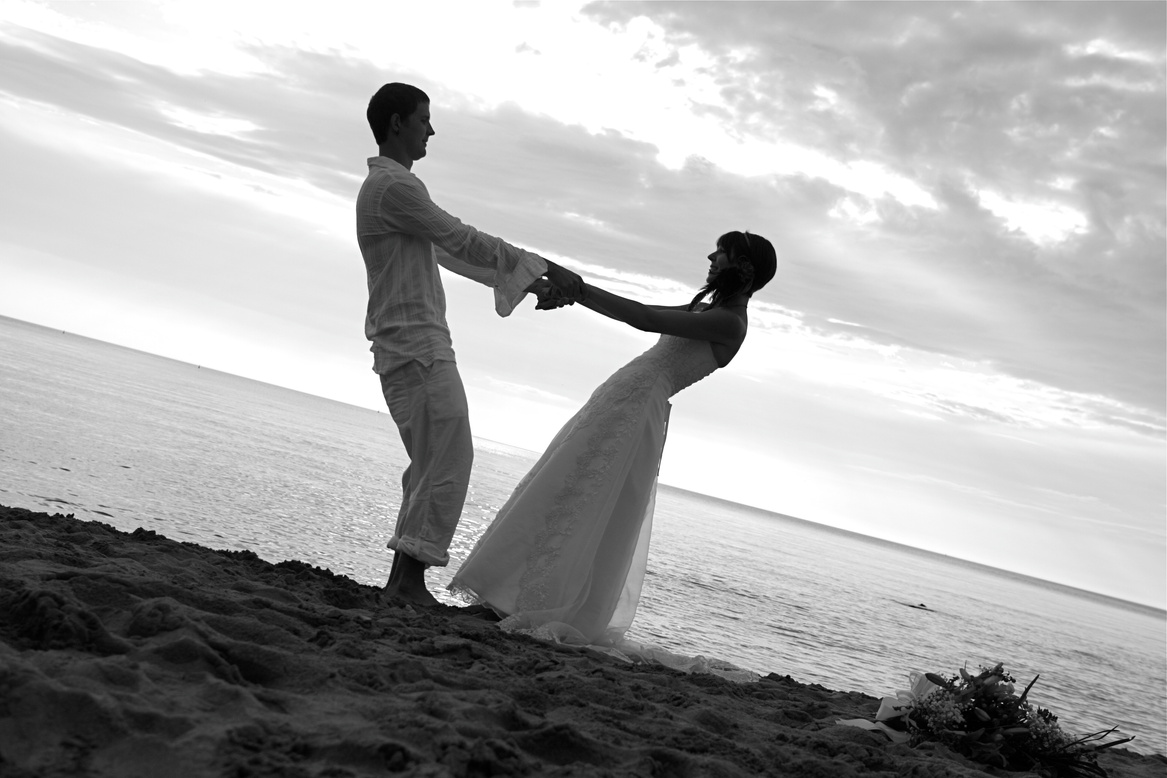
[513,367,657,612]
[446,581,480,607]
[512,335,718,613]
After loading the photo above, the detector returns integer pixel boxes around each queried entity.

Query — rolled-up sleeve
[382,177,547,317]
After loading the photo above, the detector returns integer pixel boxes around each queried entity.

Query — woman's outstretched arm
[578,283,744,344]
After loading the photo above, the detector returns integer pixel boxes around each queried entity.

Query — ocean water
[1,315,1163,757]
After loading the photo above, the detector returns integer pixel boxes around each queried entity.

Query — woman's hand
[544,261,584,300]
[526,279,576,310]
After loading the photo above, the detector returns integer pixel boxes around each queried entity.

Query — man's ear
[389,113,402,134]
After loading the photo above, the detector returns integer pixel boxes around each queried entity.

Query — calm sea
[1,315,1163,756]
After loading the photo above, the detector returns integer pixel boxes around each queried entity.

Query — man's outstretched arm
[384,177,546,316]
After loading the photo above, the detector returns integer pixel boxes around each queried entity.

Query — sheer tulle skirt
[449,347,759,682]
[449,375,670,645]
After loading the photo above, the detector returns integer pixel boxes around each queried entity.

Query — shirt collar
[368,156,409,173]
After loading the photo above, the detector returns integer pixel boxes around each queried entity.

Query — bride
[449,231,777,657]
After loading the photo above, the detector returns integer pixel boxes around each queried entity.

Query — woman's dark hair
[367,83,430,145]
[688,231,777,310]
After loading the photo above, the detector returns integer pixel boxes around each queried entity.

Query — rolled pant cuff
[388,536,450,567]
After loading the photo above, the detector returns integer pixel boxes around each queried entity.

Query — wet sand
[1,505,1161,777]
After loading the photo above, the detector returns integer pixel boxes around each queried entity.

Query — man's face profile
[397,102,434,162]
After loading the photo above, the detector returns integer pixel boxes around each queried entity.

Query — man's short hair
[367,83,430,144]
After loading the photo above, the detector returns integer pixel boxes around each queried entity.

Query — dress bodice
[568,335,719,436]
[617,334,721,398]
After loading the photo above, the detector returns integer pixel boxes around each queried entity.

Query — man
[356,82,582,607]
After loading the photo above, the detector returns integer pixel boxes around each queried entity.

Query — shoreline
[1,505,1162,777]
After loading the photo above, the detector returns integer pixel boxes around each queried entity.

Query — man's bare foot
[383,583,441,608]
[382,551,440,607]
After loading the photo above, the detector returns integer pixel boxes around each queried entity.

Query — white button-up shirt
[356,156,547,373]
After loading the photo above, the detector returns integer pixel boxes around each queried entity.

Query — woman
[450,231,777,652]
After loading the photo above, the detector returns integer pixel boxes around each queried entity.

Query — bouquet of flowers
[874,664,1132,777]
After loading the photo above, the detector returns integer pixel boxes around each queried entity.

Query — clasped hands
[528,263,587,311]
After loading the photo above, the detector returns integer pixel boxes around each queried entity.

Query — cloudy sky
[1,1,1163,608]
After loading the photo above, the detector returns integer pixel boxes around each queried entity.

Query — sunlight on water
[1,316,1163,756]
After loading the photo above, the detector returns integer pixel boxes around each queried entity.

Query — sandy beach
[1,505,1161,778]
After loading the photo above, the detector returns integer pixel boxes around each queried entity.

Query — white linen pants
[379,359,473,567]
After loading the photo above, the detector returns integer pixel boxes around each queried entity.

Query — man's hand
[544,261,584,301]
[526,279,573,310]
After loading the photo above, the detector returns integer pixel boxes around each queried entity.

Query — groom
[357,82,582,607]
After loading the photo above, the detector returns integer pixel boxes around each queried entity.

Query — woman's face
[706,243,734,283]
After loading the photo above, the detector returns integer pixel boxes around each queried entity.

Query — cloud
[3,7,1162,419]
[584,2,1165,411]
[738,302,1165,438]
[157,103,262,138]
[974,189,1089,245]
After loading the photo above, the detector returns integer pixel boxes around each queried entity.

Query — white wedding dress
[450,334,757,681]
